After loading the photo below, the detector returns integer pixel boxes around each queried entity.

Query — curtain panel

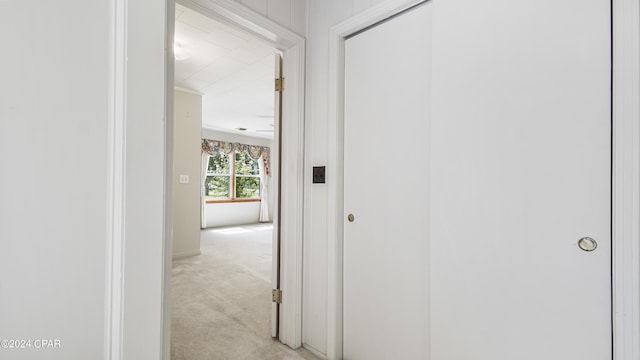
[200,152,209,229]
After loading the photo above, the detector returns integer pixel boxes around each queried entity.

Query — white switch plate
[179,175,189,184]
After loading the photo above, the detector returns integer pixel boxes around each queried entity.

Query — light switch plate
[179,175,189,184]
[313,166,326,184]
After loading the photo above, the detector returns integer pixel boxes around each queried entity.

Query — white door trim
[105,0,128,358]
[326,1,640,359]
[165,0,306,352]
[162,2,176,359]
[612,0,640,358]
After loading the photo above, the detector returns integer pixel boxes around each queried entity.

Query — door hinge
[275,77,285,92]
[272,289,282,304]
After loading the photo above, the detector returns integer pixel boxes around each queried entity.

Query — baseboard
[172,250,201,259]
[303,344,327,360]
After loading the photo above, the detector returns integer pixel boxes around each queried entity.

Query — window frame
[205,151,262,204]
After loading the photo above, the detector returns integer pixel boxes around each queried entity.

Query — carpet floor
[171,223,319,360]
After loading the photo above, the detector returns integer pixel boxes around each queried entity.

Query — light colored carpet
[171,223,319,360]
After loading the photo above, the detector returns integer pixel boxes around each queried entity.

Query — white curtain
[200,152,209,229]
[258,155,270,222]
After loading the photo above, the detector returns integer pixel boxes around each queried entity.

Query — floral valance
[201,139,271,176]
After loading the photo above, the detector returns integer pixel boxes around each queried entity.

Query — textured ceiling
[175,4,276,139]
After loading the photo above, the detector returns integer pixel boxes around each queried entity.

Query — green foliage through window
[235,177,260,199]
[205,175,230,200]
[205,151,261,200]
[208,153,230,174]
[235,152,260,175]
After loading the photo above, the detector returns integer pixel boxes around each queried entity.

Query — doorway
[171,3,282,355]
[164,0,306,355]
[341,0,611,359]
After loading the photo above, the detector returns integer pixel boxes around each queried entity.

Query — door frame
[326,1,640,359]
[163,0,306,353]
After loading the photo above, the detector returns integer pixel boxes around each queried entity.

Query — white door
[343,0,611,359]
[343,3,433,359]
[429,0,610,358]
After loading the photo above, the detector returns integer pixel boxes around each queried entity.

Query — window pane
[208,153,230,174]
[234,152,260,175]
[205,175,230,199]
[235,176,260,199]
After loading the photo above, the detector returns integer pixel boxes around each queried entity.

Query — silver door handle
[578,237,597,252]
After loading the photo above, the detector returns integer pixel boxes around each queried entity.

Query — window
[205,153,231,200]
[234,152,261,199]
[205,151,261,201]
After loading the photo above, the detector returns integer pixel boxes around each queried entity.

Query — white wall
[303,0,387,355]
[0,0,166,358]
[206,202,262,227]
[236,0,306,36]
[202,128,274,227]
[173,90,202,258]
[0,1,109,359]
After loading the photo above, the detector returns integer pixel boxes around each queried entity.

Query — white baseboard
[172,250,201,259]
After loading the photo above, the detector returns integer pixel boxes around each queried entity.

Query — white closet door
[343,3,433,359]
[343,0,610,359]
[429,0,611,359]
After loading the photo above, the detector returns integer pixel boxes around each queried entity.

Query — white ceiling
[174,4,277,139]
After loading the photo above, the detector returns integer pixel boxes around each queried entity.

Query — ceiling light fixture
[173,43,191,61]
